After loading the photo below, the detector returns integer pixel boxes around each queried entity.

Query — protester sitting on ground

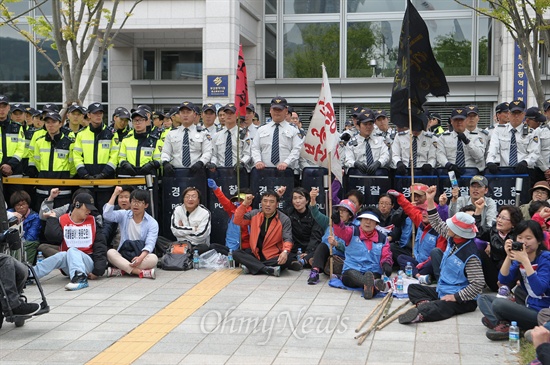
[520,181,550,220]
[103,187,158,279]
[0,253,43,328]
[171,187,211,254]
[35,193,108,291]
[232,191,294,276]
[399,185,484,324]
[102,185,134,250]
[375,194,396,233]
[331,181,364,213]
[475,203,523,292]
[478,220,550,341]
[307,192,357,285]
[332,210,392,299]
[276,186,324,271]
[388,188,447,285]
[207,178,251,252]
[448,175,497,227]
[530,326,550,365]
[7,190,41,264]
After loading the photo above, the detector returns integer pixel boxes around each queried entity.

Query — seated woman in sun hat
[399,185,484,324]
[519,181,550,220]
[331,209,393,299]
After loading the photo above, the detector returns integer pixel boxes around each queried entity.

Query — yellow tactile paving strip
[87,269,241,365]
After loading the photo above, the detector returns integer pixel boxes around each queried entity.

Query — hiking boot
[107,267,125,277]
[272,266,281,277]
[399,307,424,324]
[139,269,156,279]
[481,316,496,329]
[289,261,303,271]
[307,270,320,285]
[64,271,89,291]
[241,265,249,274]
[418,274,432,285]
[12,302,40,316]
[485,322,510,341]
[363,271,376,299]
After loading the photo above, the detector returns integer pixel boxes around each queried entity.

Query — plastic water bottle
[297,248,304,265]
[37,251,44,263]
[382,274,390,291]
[193,250,200,270]
[228,249,235,269]
[396,275,404,294]
[405,262,413,277]
[448,171,458,188]
[509,321,520,354]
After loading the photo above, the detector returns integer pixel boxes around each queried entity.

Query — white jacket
[171,204,211,246]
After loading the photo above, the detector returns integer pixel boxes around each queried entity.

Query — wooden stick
[376,304,416,330]
[378,300,410,325]
[381,295,394,319]
[355,292,393,342]
[354,293,389,333]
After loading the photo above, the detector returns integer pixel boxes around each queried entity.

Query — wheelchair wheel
[14,318,25,327]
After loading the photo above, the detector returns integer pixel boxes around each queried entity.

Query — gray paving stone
[133,352,186,365]
[178,353,231,364]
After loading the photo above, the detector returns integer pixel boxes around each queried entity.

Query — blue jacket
[8,209,41,242]
[413,225,438,262]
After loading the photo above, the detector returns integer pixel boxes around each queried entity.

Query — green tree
[433,35,472,76]
[347,22,377,77]
[0,0,142,106]
[455,0,550,106]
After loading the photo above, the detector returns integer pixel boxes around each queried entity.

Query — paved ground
[0,268,521,365]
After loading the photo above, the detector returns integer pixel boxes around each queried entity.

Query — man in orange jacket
[233,190,294,276]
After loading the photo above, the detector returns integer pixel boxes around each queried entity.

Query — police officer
[29,111,75,208]
[427,113,444,135]
[373,109,396,148]
[0,96,25,177]
[240,103,258,139]
[117,109,161,177]
[207,103,252,171]
[217,106,226,127]
[289,110,306,139]
[21,108,42,177]
[64,102,87,136]
[201,103,220,136]
[464,105,489,170]
[485,102,510,140]
[392,126,436,175]
[252,97,303,172]
[161,101,212,176]
[435,108,486,174]
[349,105,362,129]
[486,100,539,174]
[110,107,132,142]
[10,104,26,125]
[544,99,550,121]
[524,107,550,182]
[344,108,389,174]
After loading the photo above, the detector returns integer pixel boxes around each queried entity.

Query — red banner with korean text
[300,64,343,182]
[235,45,249,118]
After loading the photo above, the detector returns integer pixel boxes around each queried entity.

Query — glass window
[102,52,108,81]
[431,18,473,76]
[0,83,30,102]
[265,23,277,78]
[284,23,339,78]
[160,50,202,80]
[349,0,473,13]
[5,0,29,15]
[347,21,402,77]
[36,40,61,81]
[102,82,109,103]
[37,0,52,16]
[266,0,276,14]
[143,50,155,79]
[0,27,29,81]
[478,17,492,76]
[412,0,473,11]
[37,83,62,103]
[284,0,340,14]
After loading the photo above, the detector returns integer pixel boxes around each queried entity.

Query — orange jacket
[234,203,293,260]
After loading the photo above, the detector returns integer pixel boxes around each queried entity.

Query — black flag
[390,0,449,131]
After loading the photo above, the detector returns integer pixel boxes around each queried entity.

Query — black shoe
[65,271,89,291]
[363,272,375,299]
[399,307,423,324]
[11,302,40,316]
[289,261,303,271]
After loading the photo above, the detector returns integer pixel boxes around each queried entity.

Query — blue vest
[398,217,413,248]
[436,239,480,298]
[225,215,241,251]
[322,227,345,258]
[343,227,387,275]
[413,226,438,262]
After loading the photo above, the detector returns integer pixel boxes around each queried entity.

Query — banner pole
[408,97,416,258]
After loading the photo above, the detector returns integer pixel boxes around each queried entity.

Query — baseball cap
[67,103,86,114]
[270,96,288,110]
[374,110,388,119]
[168,107,179,117]
[465,105,479,115]
[356,109,375,123]
[0,95,9,105]
[525,107,546,123]
[430,113,442,122]
[450,108,467,120]
[131,109,148,119]
[42,103,59,113]
[178,101,196,111]
[11,104,25,113]
[543,99,550,112]
[202,103,216,113]
[223,103,237,113]
[113,107,131,119]
[73,193,98,213]
[246,103,255,112]
[43,111,62,122]
[509,100,526,112]
[137,104,152,114]
[470,175,488,187]
[495,102,509,113]
[350,106,362,118]
[87,103,104,114]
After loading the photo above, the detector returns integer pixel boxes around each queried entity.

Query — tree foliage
[455,0,550,106]
[0,0,142,106]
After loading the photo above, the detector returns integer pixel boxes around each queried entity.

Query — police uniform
[435,130,486,168]
[110,124,132,142]
[464,128,489,170]
[344,133,390,169]
[486,124,539,167]
[161,124,212,168]
[211,125,252,169]
[0,116,25,174]
[73,124,119,178]
[391,130,436,168]
[534,124,550,172]
[118,130,162,171]
[251,120,303,170]
[374,128,396,148]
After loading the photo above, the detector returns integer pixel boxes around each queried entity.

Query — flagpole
[236,118,241,250]
[408,98,416,259]
[327,143,334,278]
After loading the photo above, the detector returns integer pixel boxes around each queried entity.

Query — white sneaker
[139,269,156,279]
[418,275,431,285]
